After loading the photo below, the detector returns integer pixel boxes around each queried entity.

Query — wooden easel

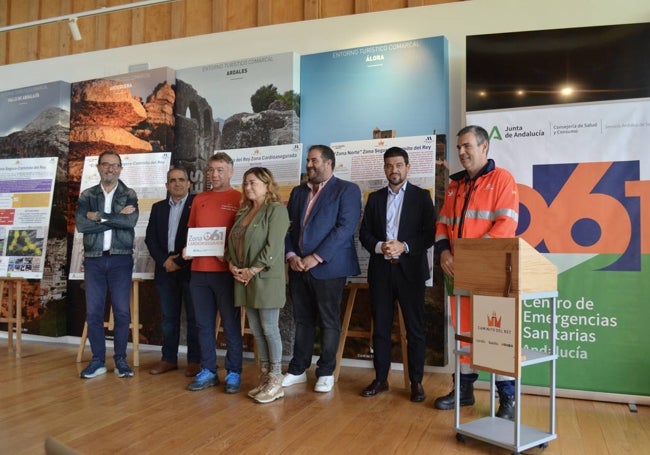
[334,282,409,388]
[0,277,26,357]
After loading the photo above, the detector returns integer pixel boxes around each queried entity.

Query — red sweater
[188,188,240,272]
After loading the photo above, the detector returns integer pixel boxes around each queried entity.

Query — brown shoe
[149,361,178,375]
[185,363,201,377]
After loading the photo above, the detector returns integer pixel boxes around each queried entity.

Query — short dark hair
[98,150,121,166]
[457,125,489,147]
[309,144,336,169]
[167,167,189,181]
[209,152,234,167]
[384,146,409,165]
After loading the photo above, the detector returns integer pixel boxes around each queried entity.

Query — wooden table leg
[15,280,22,358]
[334,283,361,382]
[132,280,140,367]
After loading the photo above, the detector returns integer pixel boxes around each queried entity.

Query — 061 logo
[516,160,647,271]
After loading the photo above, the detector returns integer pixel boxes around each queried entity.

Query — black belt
[102,250,111,256]
[388,258,400,264]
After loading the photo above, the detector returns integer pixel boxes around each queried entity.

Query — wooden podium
[451,238,559,454]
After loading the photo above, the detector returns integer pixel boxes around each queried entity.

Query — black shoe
[433,381,475,410]
[496,393,515,420]
[410,382,426,402]
[361,379,389,397]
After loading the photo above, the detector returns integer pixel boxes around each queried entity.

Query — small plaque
[186,227,227,257]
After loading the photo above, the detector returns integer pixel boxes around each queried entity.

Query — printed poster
[301,37,448,161]
[0,81,70,336]
[227,143,303,202]
[175,53,300,194]
[0,157,58,279]
[69,152,171,280]
[330,135,436,282]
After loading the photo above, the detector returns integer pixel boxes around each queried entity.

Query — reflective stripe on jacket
[435,159,519,254]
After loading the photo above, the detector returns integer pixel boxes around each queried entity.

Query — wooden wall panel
[71,0,100,55]
[132,8,145,43]
[6,0,34,63]
[370,0,408,12]
[319,0,355,18]
[0,0,6,65]
[0,0,462,66]
[226,0,257,31]
[183,0,213,37]
[143,2,173,43]
[106,9,135,49]
[36,2,63,60]
[170,0,186,38]
[267,0,305,26]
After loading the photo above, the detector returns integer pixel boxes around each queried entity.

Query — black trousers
[369,261,426,383]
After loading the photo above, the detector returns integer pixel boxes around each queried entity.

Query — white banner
[467,99,650,396]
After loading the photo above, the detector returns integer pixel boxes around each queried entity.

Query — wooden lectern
[451,238,559,453]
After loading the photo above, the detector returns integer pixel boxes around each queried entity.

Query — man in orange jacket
[434,125,519,420]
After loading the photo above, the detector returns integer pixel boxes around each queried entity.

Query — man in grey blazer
[282,144,362,393]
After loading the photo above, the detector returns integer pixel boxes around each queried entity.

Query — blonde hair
[237,167,282,215]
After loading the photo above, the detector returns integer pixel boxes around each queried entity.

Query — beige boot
[247,368,269,399]
[254,373,284,404]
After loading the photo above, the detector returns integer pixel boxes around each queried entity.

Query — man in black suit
[359,146,436,402]
[145,167,200,377]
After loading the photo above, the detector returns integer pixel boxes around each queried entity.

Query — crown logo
[487,311,501,328]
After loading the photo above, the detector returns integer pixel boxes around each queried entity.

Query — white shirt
[101,184,117,251]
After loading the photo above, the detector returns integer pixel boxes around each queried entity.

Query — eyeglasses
[99,162,121,170]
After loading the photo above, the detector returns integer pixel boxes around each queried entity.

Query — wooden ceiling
[0,0,462,66]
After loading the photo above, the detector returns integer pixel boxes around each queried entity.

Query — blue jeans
[245,308,282,373]
[190,271,242,373]
[287,271,346,377]
[83,254,133,362]
[155,270,199,364]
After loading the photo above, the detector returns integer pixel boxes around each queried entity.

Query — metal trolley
[453,289,558,454]
[450,238,558,454]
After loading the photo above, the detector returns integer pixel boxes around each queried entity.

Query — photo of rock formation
[67,68,176,344]
[0,81,70,336]
[174,52,300,193]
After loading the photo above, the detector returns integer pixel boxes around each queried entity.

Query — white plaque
[186,227,227,257]
[471,295,518,377]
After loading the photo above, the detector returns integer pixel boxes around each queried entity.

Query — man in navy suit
[145,167,200,377]
[282,144,362,393]
[358,147,435,402]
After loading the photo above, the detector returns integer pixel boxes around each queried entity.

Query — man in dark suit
[145,167,200,377]
[359,146,436,402]
[282,144,362,393]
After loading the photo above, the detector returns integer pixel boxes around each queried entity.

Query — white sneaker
[282,372,307,387]
[314,375,334,393]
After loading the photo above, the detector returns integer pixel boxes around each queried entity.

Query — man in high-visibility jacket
[434,125,519,420]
